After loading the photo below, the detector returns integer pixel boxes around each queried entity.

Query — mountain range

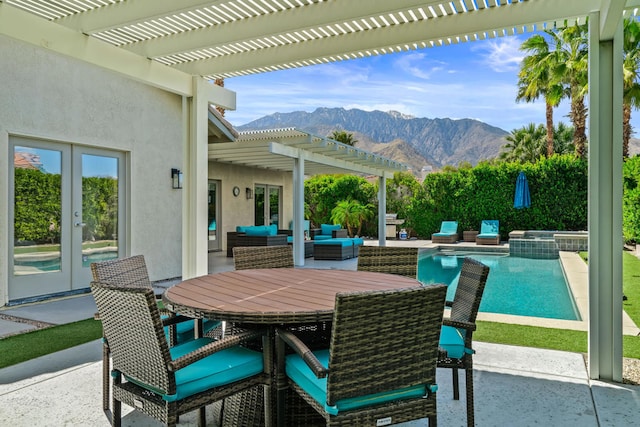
[236,107,509,172]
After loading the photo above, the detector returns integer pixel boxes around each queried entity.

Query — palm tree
[330,199,373,237]
[500,123,547,163]
[517,34,564,157]
[623,18,640,159]
[553,122,575,155]
[329,130,357,146]
[549,24,589,158]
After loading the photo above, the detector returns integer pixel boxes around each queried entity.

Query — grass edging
[0,318,102,369]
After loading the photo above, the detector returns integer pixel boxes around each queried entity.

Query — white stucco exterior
[0,35,185,303]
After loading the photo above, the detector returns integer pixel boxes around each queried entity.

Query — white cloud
[393,52,449,80]
[473,37,524,73]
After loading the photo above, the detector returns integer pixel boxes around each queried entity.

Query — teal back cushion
[441,221,458,234]
[321,224,341,235]
[480,220,499,234]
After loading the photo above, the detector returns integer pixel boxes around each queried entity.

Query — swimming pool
[417,250,580,321]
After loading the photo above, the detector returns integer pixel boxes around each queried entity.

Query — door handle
[74,222,86,227]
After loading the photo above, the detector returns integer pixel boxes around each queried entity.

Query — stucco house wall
[0,35,184,303]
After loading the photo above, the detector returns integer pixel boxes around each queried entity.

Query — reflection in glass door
[10,138,124,301]
[208,180,221,251]
[72,151,123,288]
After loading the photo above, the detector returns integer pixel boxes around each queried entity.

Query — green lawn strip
[0,318,102,369]
[476,321,640,359]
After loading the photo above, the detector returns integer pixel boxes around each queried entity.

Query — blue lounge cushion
[320,224,341,235]
[208,220,216,231]
[286,349,435,416]
[439,325,473,359]
[236,225,249,233]
[287,236,293,243]
[314,238,353,247]
[351,237,364,246]
[127,338,264,402]
[477,233,498,238]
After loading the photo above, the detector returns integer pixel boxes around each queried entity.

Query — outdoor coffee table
[163,268,422,426]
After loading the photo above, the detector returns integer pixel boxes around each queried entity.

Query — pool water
[417,251,580,321]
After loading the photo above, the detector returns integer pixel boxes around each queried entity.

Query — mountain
[236,107,509,170]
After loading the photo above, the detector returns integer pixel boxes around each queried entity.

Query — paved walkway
[1,243,640,425]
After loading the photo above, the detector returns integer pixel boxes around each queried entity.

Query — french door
[10,137,126,301]
[208,180,221,251]
[254,184,281,228]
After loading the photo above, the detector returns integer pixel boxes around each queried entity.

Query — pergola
[0,0,635,381]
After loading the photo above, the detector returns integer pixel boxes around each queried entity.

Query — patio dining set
[90,245,490,427]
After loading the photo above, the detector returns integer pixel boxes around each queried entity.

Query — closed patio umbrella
[514,171,531,209]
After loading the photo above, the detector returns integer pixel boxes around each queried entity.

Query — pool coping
[475,251,640,336]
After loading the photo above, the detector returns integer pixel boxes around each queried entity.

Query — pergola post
[588,12,624,381]
[378,175,387,246]
[293,154,306,266]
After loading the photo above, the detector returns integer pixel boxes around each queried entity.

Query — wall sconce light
[245,187,253,199]
[171,168,183,189]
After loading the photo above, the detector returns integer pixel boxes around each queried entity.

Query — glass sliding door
[9,137,125,301]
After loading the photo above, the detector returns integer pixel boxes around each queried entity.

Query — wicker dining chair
[91,281,270,427]
[356,246,419,278]
[233,245,294,270]
[437,257,490,427]
[277,284,447,426]
[91,255,221,412]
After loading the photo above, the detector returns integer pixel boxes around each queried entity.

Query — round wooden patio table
[163,268,420,324]
[163,268,423,427]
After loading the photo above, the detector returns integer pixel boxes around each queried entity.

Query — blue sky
[223,34,605,134]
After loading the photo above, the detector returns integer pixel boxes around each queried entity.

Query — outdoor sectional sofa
[312,224,364,260]
[226,224,288,256]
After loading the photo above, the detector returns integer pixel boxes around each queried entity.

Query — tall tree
[517,34,564,157]
[623,18,640,159]
[549,23,589,158]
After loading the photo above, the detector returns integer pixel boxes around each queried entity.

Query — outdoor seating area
[2,245,640,426]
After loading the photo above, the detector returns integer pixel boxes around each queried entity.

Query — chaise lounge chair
[431,221,459,244]
[476,220,500,245]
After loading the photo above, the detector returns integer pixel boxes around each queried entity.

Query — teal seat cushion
[477,233,498,238]
[433,232,456,237]
[352,237,364,246]
[287,236,293,243]
[127,338,264,402]
[174,319,221,343]
[320,224,341,235]
[313,235,332,241]
[439,325,472,359]
[314,238,352,247]
[236,225,249,233]
[286,349,434,416]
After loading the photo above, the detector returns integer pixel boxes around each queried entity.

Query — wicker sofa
[226,225,288,256]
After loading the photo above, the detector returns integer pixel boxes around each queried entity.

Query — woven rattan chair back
[449,257,490,325]
[91,282,175,395]
[233,245,294,270]
[326,284,446,406]
[356,246,418,278]
[90,254,153,288]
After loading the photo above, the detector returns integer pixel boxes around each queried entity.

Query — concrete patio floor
[1,242,640,426]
